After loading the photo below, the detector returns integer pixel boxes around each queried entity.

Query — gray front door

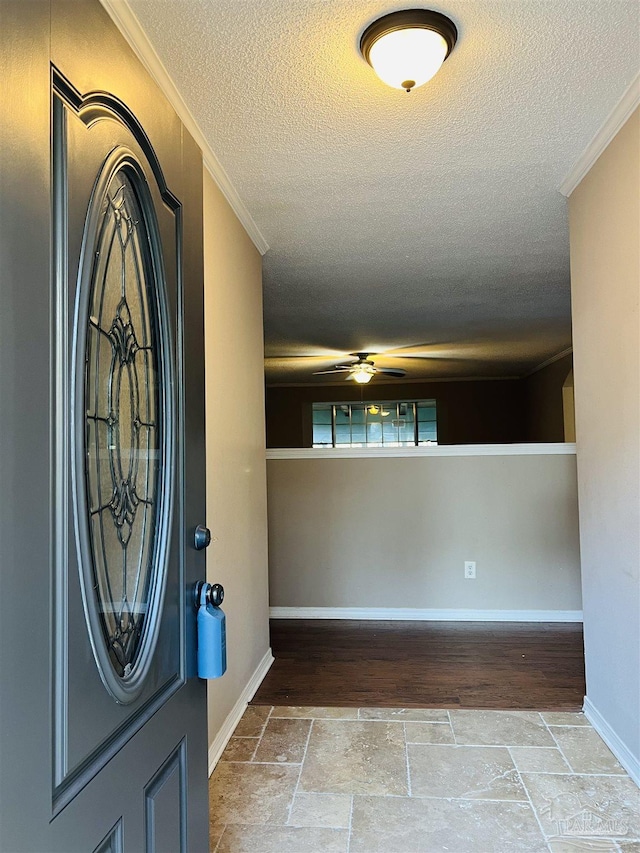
[0,1,209,850]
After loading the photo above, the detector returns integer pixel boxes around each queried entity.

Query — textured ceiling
[128,0,639,384]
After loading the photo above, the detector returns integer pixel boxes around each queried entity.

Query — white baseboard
[207,648,274,776]
[583,696,640,786]
[269,607,583,623]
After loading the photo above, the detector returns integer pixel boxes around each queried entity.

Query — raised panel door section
[93,820,124,853]
[144,740,187,853]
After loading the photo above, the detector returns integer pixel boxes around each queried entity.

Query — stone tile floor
[209,706,640,852]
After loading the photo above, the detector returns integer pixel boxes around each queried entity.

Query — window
[312,400,437,448]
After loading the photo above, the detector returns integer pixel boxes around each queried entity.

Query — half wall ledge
[266,443,576,460]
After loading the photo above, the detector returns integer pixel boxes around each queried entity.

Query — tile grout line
[254,715,270,743]
[247,737,259,762]
[489,769,628,777]
[545,719,625,775]
[447,709,458,745]
[404,722,413,798]
[212,824,225,853]
[538,711,589,729]
[346,793,354,853]
[224,708,270,762]
[493,744,573,750]
[386,793,531,804]
[541,715,577,774]
[285,716,314,826]
[271,712,462,725]
[246,716,266,762]
[252,706,300,764]
[271,789,640,804]
[225,760,303,766]
[271,715,359,721]
[510,750,553,850]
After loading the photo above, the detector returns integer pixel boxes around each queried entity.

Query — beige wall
[569,108,640,768]
[203,171,270,749]
[267,452,582,612]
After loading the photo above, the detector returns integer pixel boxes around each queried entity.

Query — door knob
[193,581,224,609]
[194,524,211,551]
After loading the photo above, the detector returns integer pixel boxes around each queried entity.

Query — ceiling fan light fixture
[352,365,375,384]
[312,353,406,381]
[360,9,458,92]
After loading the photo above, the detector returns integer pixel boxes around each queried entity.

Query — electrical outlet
[464,561,476,579]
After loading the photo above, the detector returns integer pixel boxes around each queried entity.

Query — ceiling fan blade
[312,367,352,375]
[374,367,407,377]
[383,342,529,361]
[382,344,441,358]
[265,355,346,368]
[368,355,472,374]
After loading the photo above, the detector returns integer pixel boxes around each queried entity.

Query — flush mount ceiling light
[360,8,458,93]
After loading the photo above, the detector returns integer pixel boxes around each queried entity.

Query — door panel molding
[52,68,179,214]
[144,739,187,853]
[52,90,72,796]
[93,818,124,853]
[51,64,187,816]
[53,675,182,816]
[72,145,175,705]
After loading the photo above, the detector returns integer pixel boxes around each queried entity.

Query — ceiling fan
[312,353,406,384]
[265,341,500,384]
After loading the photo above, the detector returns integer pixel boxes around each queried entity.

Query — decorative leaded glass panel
[80,157,170,697]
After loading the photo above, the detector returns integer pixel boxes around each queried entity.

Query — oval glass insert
[79,154,172,701]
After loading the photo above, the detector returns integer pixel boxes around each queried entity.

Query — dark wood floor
[251,620,586,711]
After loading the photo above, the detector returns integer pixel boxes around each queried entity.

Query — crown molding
[523,346,573,378]
[98,0,269,255]
[560,71,640,197]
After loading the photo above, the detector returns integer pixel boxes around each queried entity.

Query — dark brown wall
[266,379,527,447]
[523,354,573,442]
[266,355,574,448]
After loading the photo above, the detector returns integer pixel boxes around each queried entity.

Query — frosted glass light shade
[369,28,448,91]
[360,9,458,93]
[352,366,374,384]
